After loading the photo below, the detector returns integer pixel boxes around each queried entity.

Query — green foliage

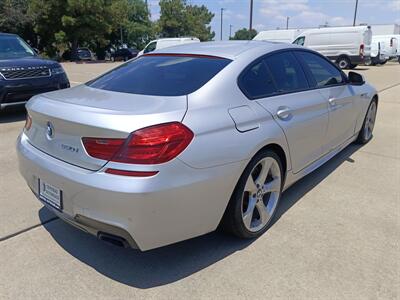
[110,0,154,49]
[0,0,35,43]
[158,0,214,41]
[231,28,258,40]
[1,0,215,59]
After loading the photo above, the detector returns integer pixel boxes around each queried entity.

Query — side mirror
[348,71,365,85]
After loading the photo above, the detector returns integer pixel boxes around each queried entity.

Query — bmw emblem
[46,121,55,139]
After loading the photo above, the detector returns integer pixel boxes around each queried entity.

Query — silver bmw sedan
[17,41,378,251]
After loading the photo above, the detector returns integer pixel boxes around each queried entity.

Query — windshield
[0,35,36,59]
[88,54,231,96]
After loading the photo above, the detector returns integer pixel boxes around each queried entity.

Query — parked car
[76,48,95,61]
[111,48,139,61]
[17,41,378,251]
[137,37,200,56]
[293,26,372,69]
[253,29,306,43]
[0,33,70,111]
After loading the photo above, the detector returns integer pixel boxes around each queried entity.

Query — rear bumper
[0,74,69,110]
[17,133,244,251]
[349,55,370,65]
[329,55,371,65]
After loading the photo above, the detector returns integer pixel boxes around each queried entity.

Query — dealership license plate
[39,180,63,210]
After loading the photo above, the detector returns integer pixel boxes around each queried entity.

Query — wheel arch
[255,143,288,180]
[219,141,289,232]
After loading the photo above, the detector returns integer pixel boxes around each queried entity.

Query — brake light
[24,114,32,131]
[359,44,365,57]
[82,122,194,164]
[82,137,125,161]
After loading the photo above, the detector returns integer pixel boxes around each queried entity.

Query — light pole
[286,16,290,29]
[229,24,233,39]
[353,0,359,26]
[249,0,254,32]
[220,8,224,41]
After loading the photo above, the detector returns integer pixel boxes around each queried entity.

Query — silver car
[17,41,378,251]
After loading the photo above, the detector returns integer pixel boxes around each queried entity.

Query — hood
[0,56,58,68]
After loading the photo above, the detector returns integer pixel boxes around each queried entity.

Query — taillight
[359,44,365,57]
[24,114,32,131]
[82,138,125,161]
[82,122,194,164]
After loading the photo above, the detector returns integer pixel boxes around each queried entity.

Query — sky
[147,0,400,40]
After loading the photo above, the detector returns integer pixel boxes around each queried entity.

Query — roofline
[0,32,18,36]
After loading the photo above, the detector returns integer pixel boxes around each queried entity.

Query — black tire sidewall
[337,56,350,69]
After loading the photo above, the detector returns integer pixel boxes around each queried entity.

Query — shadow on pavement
[39,143,363,289]
[0,107,26,123]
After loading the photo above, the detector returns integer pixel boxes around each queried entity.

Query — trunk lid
[25,85,188,171]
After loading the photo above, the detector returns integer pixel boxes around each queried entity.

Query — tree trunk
[71,39,78,61]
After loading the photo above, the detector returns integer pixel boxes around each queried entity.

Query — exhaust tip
[97,232,129,248]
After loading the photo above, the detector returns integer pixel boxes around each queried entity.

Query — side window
[293,36,305,46]
[264,51,308,93]
[144,42,157,53]
[296,51,344,87]
[239,60,277,99]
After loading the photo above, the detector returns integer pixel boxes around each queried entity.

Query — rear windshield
[88,55,231,96]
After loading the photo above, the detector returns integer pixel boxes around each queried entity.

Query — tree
[158,0,214,41]
[28,0,66,56]
[0,0,35,45]
[231,28,258,40]
[28,0,153,58]
[110,0,154,49]
[185,4,215,41]
[59,0,114,59]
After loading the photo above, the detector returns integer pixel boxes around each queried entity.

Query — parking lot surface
[0,62,399,299]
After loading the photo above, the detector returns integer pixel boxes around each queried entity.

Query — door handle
[276,107,292,120]
[328,98,336,106]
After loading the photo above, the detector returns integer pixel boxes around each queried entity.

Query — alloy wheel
[363,101,377,141]
[241,157,281,232]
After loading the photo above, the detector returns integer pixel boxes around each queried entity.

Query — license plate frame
[38,179,63,211]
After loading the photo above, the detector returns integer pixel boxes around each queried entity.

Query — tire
[356,99,377,144]
[111,56,115,62]
[221,149,283,239]
[336,56,351,69]
[380,60,387,65]
[123,56,128,61]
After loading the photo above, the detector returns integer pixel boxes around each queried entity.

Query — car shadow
[39,143,363,289]
[0,107,26,123]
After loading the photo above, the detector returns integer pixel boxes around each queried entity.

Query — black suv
[0,33,70,111]
[111,48,139,61]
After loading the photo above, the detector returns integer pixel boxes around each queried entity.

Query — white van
[138,37,200,56]
[253,29,305,43]
[370,35,398,65]
[293,26,372,69]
